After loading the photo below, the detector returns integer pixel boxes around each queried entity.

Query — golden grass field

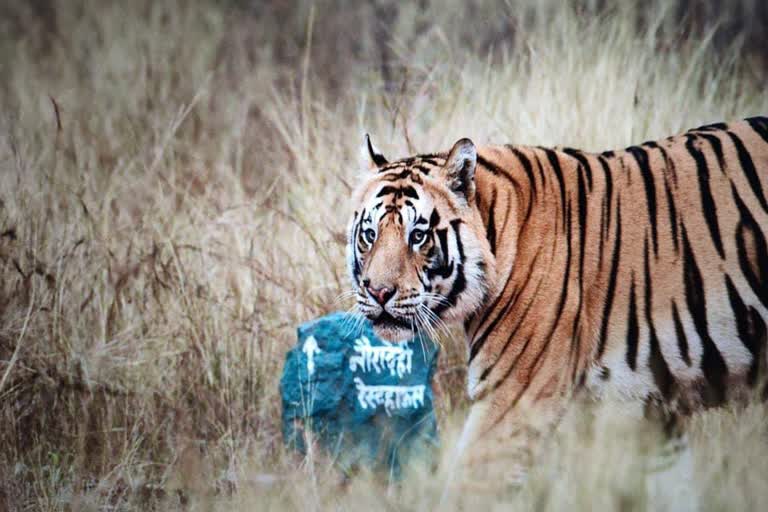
[1,1,768,510]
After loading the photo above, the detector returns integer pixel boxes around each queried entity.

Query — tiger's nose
[366,284,396,306]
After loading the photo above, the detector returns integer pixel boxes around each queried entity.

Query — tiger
[345,117,768,488]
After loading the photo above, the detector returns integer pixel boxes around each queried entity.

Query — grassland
[1,1,767,510]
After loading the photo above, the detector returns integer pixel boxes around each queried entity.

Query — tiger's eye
[364,229,376,244]
[410,229,426,246]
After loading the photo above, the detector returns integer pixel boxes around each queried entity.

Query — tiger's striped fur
[346,117,768,484]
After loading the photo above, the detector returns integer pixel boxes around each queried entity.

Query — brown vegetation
[1,1,767,510]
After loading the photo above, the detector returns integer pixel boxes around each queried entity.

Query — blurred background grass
[1,1,767,510]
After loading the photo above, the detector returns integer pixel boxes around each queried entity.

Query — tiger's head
[346,135,496,342]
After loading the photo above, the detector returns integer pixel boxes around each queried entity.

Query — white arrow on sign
[302,335,322,376]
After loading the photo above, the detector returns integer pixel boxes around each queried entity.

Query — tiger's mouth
[369,311,414,342]
[371,310,411,329]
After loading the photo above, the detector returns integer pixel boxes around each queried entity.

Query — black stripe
[692,122,727,132]
[597,155,614,268]
[376,186,397,197]
[644,238,676,399]
[381,169,412,181]
[402,186,419,199]
[476,154,530,219]
[352,212,362,282]
[656,145,680,253]
[680,223,728,406]
[570,166,588,382]
[746,116,768,145]
[463,312,475,333]
[698,132,726,172]
[725,274,767,386]
[731,183,768,308]
[553,195,574,325]
[663,174,680,254]
[375,185,419,199]
[475,155,500,175]
[533,153,548,187]
[506,146,537,197]
[648,321,676,399]
[596,201,622,359]
[433,228,451,275]
[684,135,725,259]
[543,149,568,226]
[434,220,467,316]
[657,143,678,186]
[379,163,406,173]
[418,155,444,165]
[625,275,639,371]
[598,199,607,268]
[576,161,588,284]
[495,336,533,384]
[726,131,768,213]
[627,146,660,256]
[486,190,497,256]
[563,148,594,191]
[671,300,691,366]
[429,208,440,228]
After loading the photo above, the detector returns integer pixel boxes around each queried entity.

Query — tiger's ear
[443,138,477,202]
[361,134,388,171]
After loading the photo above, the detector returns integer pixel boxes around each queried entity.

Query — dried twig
[49,95,62,133]
[401,109,415,154]
[0,285,36,394]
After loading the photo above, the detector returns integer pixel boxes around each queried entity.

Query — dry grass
[1,1,767,510]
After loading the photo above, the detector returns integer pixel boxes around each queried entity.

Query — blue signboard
[280,312,439,477]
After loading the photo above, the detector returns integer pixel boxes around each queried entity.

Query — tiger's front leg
[441,390,568,499]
